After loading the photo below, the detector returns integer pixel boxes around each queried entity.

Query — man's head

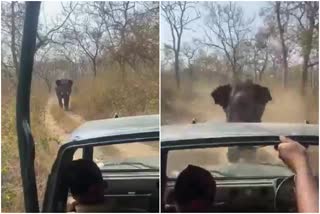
[211,79,272,122]
[174,165,216,212]
[65,159,105,205]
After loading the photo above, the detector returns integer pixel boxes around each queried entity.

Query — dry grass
[50,104,81,133]
[2,80,58,212]
[71,66,159,120]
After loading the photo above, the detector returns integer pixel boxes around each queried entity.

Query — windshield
[73,141,159,170]
[167,145,318,178]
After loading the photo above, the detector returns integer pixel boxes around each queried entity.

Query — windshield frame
[162,135,318,150]
[162,136,318,179]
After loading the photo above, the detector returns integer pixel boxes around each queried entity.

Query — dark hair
[174,165,216,205]
[65,159,104,197]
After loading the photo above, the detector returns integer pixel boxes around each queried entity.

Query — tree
[34,46,56,92]
[246,29,270,82]
[35,2,75,52]
[161,1,200,88]
[202,2,254,80]
[86,2,159,79]
[161,44,174,71]
[287,2,319,94]
[103,1,135,79]
[1,2,25,82]
[182,43,198,91]
[62,2,105,77]
[275,2,290,88]
[1,2,73,84]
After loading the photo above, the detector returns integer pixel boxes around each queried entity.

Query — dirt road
[45,96,159,163]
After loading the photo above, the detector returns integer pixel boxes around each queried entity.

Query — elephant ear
[253,84,272,104]
[56,80,61,86]
[211,84,232,109]
[68,80,73,87]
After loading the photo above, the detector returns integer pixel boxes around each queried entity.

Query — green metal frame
[16,2,41,212]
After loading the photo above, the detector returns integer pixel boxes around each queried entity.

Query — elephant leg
[64,96,70,111]
[227,147,241,163]
[227,146,257,163]
[56,93,63,108]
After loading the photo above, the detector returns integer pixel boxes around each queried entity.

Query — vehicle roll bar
[16,2,41,212]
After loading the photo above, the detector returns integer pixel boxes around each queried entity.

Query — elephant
[211,79,272,162]
[55,79,73,111]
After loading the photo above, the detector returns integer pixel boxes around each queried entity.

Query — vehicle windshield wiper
[101,161,158,170]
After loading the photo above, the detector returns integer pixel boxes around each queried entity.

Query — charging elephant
[55,79,73,111]
[211,79,272,162]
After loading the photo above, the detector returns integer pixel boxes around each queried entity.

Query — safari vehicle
[16,2,159,212]
[161,122,319,212]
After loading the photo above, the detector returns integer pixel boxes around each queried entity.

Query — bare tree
[1,2,25,82]
[34,46,56,92]
[55,44,83,79]
[161,45,174,71]
[92,1,136,79]
[161,1,200,88]
[182,43,198,90]
[89,2,158,79]
[1,2,73,84]
[286,2,319,94]
[62,2,105,77]
[35,2,75,52]
[275,2,290,88]
[125,2,159,71]
[202,2,254,80]
[249,29,270,82]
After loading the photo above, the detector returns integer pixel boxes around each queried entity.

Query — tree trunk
[10,2,19,78]
[92,59,97,77]
[258,71,263,82]
[174,51,180,89]
[189,63,193,95]
[313,67,318,95]
[232,65,239,81]
[254,60,258,82]
[301,3,315,95]
[47,83,52,93]
[276,2,289,88]
[301,54,309,95]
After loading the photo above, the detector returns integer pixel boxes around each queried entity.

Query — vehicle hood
[69,114,159,141]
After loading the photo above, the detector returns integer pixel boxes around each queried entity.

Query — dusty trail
[45,96,159,163]
[45,97,69,142]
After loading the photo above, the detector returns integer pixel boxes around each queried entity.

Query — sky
[160,1,268,50]
[39,2,63,26]
[40,1,268,45]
